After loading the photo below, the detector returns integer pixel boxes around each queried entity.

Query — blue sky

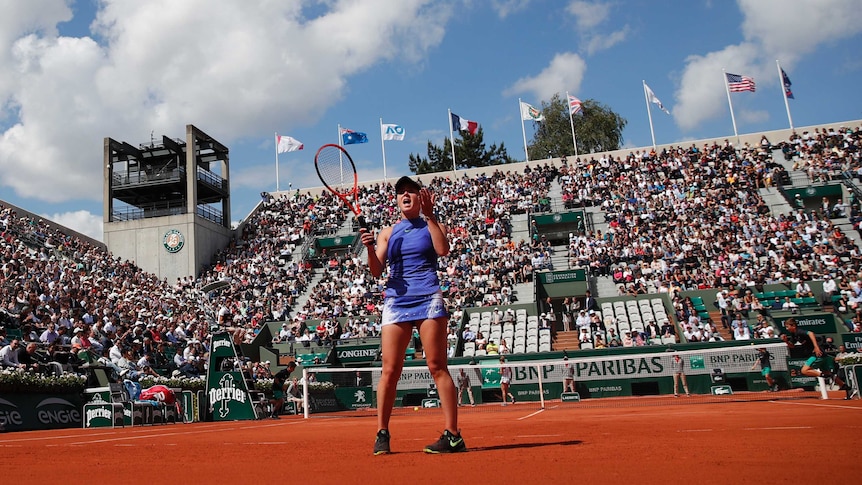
[1,0,861,241]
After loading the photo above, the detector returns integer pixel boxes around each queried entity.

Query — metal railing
[112,167,184,187]
[112,201,187,221]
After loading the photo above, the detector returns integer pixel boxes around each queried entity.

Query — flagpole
[566,91,579,157]
[448,109,457,173]
[336,124,346,182]
[777,60,794,130]
[274,132,280,192]
[519,98,530,162]
[379,118,388,185]
[722,68,740,145]
[643,81,657,151]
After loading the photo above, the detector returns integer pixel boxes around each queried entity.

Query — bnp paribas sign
[205,332,257,421]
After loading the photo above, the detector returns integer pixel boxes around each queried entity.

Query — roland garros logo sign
[163,229,185,253]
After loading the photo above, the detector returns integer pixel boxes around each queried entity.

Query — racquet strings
[316,146,354,196]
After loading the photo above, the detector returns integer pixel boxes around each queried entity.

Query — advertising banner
[205,332,257,421]
[0,394,83,432]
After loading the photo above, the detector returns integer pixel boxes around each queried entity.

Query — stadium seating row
[464,309,551,354]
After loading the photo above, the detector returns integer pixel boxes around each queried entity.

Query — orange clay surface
[3,392,860,485]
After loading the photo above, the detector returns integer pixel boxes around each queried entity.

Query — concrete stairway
[707,310,733,341]
[552,330,582,352]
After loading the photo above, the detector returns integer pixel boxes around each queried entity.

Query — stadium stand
[2,123,862,412]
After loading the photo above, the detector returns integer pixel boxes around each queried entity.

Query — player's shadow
[390,440,583,455]
[468,439,582,452]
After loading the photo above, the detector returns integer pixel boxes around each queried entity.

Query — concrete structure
[103,124,232,283]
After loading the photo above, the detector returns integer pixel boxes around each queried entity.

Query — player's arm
[362,226,391,278]
[808,331,823,357]
[419,188,449,256]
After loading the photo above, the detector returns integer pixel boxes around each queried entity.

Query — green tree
[526,93,627,159]
[408,127,515,175]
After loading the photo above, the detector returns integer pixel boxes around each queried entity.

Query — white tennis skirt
[381,291,447,326]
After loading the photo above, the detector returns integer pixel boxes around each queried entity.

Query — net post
[302,368,310,418]
[537,362,546,409]
[818,377,829,400]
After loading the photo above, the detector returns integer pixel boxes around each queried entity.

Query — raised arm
[419,188,449,257]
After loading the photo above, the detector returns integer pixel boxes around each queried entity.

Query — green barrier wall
[0,393,84,431]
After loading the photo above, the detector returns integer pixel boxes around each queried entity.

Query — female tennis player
[361,175,465,455]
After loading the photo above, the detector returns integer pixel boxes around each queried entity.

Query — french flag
[451,112,478,135]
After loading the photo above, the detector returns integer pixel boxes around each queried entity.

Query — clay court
[3,392,860,484]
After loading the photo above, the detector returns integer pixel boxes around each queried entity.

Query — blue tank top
[385,218,440,297]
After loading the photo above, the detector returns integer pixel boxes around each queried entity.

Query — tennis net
[293,342,823,418]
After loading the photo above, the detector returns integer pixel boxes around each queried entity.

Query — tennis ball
[414,406,419,411]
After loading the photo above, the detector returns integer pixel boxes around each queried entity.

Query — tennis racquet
[314,143,367,229]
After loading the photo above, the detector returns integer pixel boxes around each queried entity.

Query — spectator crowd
[3,125,862,380]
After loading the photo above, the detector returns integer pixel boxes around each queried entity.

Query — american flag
[726,72,756,92]
[568,95,582,115]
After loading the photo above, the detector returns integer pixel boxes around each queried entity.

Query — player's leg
[377,322,413,432]
[673,373,680,396]
[825,356,845,388]
[763,368,776,389]
[418,316,458,434]
[801,356,828,378]
[419,316,466,453]
[271,397,283,418]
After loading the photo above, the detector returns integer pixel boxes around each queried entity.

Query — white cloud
[738,0,862,64]
[490,0,533,18]
[0,0,71,106]
[584,25,629,56]
[673,43,761,131]
[0,0,451,205]
[565,0,628,55]
[566,1,611,30]
[738,109,769,125]
[674,0,862,132]
[41,209,104,242]
[503,52,587,101]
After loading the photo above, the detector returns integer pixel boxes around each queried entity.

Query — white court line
[65,420,303,445]
[0,423,238,445]
[743,426,812,431]
[69,425,236,445]
[239,421,303,430]
[0,422,229,445]
[680,427,811,433]
[518,408,545,420]
[771,400,862,411]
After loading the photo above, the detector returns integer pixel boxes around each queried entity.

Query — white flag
[381,123,405,141]
[520,101,544,121]
[644,83,670,114]
[276,134,303,153]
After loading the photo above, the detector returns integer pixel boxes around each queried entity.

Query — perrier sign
[205,332,257,421]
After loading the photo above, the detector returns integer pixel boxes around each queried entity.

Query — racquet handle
[356,215,368,229]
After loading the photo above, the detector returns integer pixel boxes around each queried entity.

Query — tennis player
[361,175,465,455]
[781,318,841,386]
